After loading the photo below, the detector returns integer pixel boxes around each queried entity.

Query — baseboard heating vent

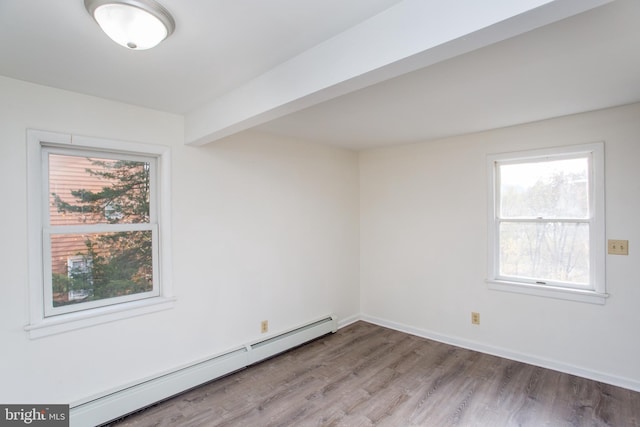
[70,314,336,427]
[248,315,337,365]
[70,347,249,427]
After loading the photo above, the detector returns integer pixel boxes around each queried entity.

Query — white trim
[336,313,360,329]
[157,143,173,299]
[25,297,176,339]
[26,129,174,339]
[360,314,640,393]
[486,142,606,302]
[487,279,608,304]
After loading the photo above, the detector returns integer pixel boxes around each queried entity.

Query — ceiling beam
[185,0,611,146]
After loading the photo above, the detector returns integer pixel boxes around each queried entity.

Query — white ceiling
[259,0,640,149]
[0,0,402,113]
[1,0,638,150]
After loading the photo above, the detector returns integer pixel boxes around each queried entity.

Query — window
[27,130,174,338]
[487,143,606,304]
[66,255,92,301]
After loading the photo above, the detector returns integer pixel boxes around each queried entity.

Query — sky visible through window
[500,157,587,189]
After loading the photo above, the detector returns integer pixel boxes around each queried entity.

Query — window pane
[49,154,150,225]
[499,157,588,219]
[50,231,153,307]
[499,222,589,285]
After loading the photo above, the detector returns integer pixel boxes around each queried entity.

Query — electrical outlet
[261,320,269,334]
[471,312,480,325]
[608,239,629,255]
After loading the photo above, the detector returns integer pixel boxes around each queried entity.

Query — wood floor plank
[110,322,640,426]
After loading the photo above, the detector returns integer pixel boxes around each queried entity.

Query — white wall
[0,76,360,403]
[2,72,638,405]
[360,102,640,389]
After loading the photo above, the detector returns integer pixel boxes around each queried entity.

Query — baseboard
[360,314,640,393]
[70,314,337,427]
[336,313,360,329]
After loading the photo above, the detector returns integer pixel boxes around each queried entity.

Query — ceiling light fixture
[84,0,175,50]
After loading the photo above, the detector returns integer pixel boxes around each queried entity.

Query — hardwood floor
[110,322,640,426]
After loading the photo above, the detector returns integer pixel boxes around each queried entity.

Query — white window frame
[26,130,174,338]
[486,142,607,304]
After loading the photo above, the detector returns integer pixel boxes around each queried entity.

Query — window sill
[486,280,608,305]
[25,296,176,339]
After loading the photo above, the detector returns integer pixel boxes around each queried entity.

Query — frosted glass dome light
[85,0,175,50]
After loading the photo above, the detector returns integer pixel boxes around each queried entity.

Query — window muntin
[487,143,606,303]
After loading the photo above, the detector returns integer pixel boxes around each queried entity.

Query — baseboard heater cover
[70,314,337,427]
[248,317,337,365]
